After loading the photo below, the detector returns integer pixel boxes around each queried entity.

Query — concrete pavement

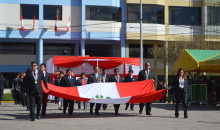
[0,103,220,130]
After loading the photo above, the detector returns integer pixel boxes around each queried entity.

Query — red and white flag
[32,15,36,31]
[54,15,58,32]
[20,14,25,30]
[66,16,70,32]
[42,80,167,104]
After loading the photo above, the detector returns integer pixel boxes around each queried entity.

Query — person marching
[87,66,102,115]
[101,68,110,110]
[60,69,76,115]
[12,73,20,105]
[40,63,51,117]
[25,62,49,121]
[124,70,137,111]
[138,62,155,115]
[171,68,189,118]
[109,68,124,115]
[76,72,88,110]
[54,71,64,110]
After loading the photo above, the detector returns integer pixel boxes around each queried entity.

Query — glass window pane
[169,6,201,25]
[0,42,35,54]
[127,4,164,24]
[44,5,62,20]
[44,43,74,55]
[20,4,39,19]
[208,6,220,26]
[129,44,154,58]
[86,6,121,22]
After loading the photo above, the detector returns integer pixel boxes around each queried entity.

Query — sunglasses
[32,65,37,67]
[146,65,150,66]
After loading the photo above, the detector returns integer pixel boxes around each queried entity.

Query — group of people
[2,61,189,121]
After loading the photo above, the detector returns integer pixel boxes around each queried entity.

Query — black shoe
[184,114,188,118]
[95,113,101,115]
[42,113,46,117]
[68,113,73,115]
[146,112,152,115]
[30,118,35,121]
[90,110,93,114]
[175,113,179,118]
[125,107,128,110]
[63,111,66,114]
[139,110,142,114]
[131,108,134,111]
[36,115,40,120]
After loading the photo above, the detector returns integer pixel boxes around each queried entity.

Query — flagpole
[140,0,143,70]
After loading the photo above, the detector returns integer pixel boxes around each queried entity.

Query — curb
[1,101,15,103]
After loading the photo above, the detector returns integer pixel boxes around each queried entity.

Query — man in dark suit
[25,62,49,121]
[76,72,88,110]
[60,69,76,115]
[0,72,7,105]
[138,62,155,115]
[88,66,102,115]
[109,68,124,115]
[12,73,20,105]
[101,68,110,110]
[124,70,137,110]
[40,63,50,117]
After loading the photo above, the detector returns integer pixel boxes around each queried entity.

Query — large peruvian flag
[42,80,167,104]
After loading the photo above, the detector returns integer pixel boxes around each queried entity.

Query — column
[113,43,117,57]
[120,0,126,57]
[36,39,43,65]
[74,43,79,56]
[81,40,85,56]
[153,44,158,87]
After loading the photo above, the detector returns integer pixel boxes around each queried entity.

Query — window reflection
[129,44,154,58]
[86,6,121,22]
[208,6,220,26]
[20,4,39,19]
[169,6,201,25]
[127,4,164,24]
[44,5,62,20]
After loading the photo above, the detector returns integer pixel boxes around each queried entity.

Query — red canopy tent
[46,56,140,77]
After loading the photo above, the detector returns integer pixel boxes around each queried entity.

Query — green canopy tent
[200,54,220,73]
[173,49,220,72]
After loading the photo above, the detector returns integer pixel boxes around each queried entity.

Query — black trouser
[14,90,20,104]
[139,102,151,114]
[90,103,101,113]
[0,90,3,103]
[102,104,108,110]
[175,89,187,117]
[29,93,42,120]
[20,92,25,106]
[25,94,30,109]
[114,104,120,114]
[125,103,134,110]
[63,99,74,114]
[42,92,48,116]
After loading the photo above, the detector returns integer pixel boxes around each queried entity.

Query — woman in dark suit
[172,68,189,118]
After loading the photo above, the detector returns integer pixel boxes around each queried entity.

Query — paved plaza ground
[0,103,220,130]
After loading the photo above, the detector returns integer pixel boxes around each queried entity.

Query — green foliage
[2,93,14,101]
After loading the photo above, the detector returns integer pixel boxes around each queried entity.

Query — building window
[44,5,62,20]
[169,6,201,25]
[86,44,113,57]
[127,4,164,24]
[44,43,74,55]
[0,42,35,54]
[129,44,153,58]
[20,4,39,19]
[208,6,220,26]
[86,6,121,22]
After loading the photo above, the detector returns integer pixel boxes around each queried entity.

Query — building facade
[0,0,220,84]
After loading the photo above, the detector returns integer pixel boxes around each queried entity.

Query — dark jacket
[101,74,110,82]
[0,77,6,90]
[54,77,61,86]
[109,75,124,83]
[60,75,76,87]
[87,73,102,84]
[124,76,137,82]
[76,78,88,86]
[171,76,189,96]
[138,69,155,81]
[25,70,49,95]
[43,72,51,83]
